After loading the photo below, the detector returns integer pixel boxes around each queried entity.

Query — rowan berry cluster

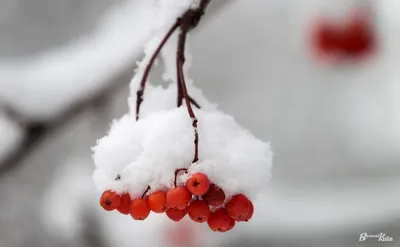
[93,1,272,235]
[310,5,376,64]
[99,172,254,232]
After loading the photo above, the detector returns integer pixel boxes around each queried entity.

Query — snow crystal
[93,107,272,200]
[0,113,23,162]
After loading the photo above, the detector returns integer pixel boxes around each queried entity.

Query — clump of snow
[129,79,217,120]
[189,0,202,10]
[0,112,23,162]
[93,107,272,200]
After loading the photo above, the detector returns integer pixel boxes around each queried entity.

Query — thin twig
[136,21,180,121]
[176,0,211,108]
[174,168,188,187]
[176,0,212,163]
[141,185,151,198]
[177,73,183,107]
[135,21,201,120]
[189,97,201,109]
[136,1,210,195]
[177,29,199,163]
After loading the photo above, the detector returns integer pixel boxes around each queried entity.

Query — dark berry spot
[193,180,200,187]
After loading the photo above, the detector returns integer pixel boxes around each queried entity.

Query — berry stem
[135,16,203,122]
[177,28,199,163]
[175,0,211,163]
[141,185,151,198]
[177,86,201,109]
[177,77,183,107]
[174,168,188,187]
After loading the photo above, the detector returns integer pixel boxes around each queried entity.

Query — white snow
[0,112,23,162]
[93,107,272,200]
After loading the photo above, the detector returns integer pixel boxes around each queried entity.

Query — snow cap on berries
[91,114,141,194]
[92,107,272,200]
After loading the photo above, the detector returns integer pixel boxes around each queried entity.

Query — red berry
[130,198,151,220]
[340,16,374,57]
[313,21,341,53]
[148,191,168,213]
[220,217,236,232]
[237,200,254,222]
[100,190,121,211]
[202,184,226,207]
[186,173,210,196]
[244,200,254,222]
[226,217,236,231]
[166,208,188,222]
[225,194,251,221]
[188,200,210,223]
[207,208,232,232]
[117,193,131,215]
[166,186,192,210]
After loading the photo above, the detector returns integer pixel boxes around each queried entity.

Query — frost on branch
[92,0,272,233]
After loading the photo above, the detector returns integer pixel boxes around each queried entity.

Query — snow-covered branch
[0,0,231,178]
[0,75,126,177]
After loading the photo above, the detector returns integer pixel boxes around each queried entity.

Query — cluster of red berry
[311,10,375,62]
[100,172,254,232]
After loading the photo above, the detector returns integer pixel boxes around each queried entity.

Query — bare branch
[135,20,201,121]
[136,21,180,121]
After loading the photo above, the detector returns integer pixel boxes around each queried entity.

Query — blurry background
[0,0,399,247]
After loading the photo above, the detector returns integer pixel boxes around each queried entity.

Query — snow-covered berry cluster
[92,0,272,233]
[93,106,271,232]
